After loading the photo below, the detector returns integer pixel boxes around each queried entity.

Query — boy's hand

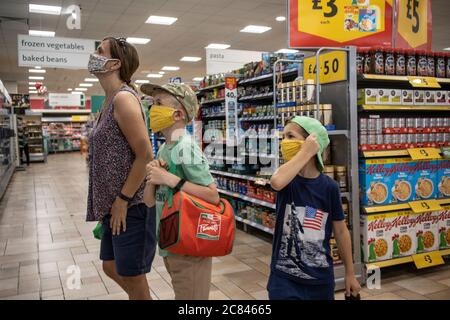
[147,165,180,187]
[301,134,320,158]
[345,274,361,298]
[146,160,168,185]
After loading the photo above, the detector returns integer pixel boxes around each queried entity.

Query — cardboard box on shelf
[414,211,440,253]
[437,159,450,199]
[438,205,450,250]
[389,89,402,105]
[378,89,390,105]
[435,91,447,105]
[415,160,439,200]
[358,88,378,105]
[414,90,425,105]
[424,90,436,105]
[401,90,414,105]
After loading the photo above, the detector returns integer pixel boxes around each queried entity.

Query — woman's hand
[110,197,128,236]
[345,273,361,298]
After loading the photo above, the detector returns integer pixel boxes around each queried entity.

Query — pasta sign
[289,0,394,47]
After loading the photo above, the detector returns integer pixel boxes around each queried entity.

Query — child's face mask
[280,139,304,162]
[149,105,177,133]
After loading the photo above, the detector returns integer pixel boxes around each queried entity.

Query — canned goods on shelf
[368,134,377,145]
[407,134,416,144]
[406,118,414,128]
[360,133,368,145]
[368,118,377,131]
[392,135,400,144]
[443,118,450,127]
[429,132,436,142]
[375,118,383,133]
[398,118,406,128]
[430,118,437,128]
[383,118,392,129]
[414,118,423,128]
[360,118,368,131]
[436,117,444,127]
[436,132,444,142]
[384,135,393,144]
[376,135,384,145]
[391,118,399,128]
[423,118,430,128]
[422,133,429,143]
[400,134,407,144]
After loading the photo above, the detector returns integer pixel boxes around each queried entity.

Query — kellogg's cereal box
[437,159,450,199]
[415,161,439,200]
[359,158,418,206]
[438,205,450,250]
[414,211,440,253]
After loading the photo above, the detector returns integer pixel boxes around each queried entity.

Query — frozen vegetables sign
[289,0,394,47]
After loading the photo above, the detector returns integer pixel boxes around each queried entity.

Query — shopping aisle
[0,154,449,300]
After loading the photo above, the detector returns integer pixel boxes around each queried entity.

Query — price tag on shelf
[412,251,444,269]
[407,76,440,88]
[408,200,441,214]
[407,147,441,160]
[303,51,347,85]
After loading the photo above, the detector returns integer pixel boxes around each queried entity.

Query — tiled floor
[0,153,449,300]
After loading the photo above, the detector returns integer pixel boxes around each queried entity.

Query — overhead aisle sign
[395,0,432,50]
[289,0,394,47]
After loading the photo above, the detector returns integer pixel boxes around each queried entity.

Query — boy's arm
[270,134,320,191]
[333,220,361,296]
[165,176,220,205]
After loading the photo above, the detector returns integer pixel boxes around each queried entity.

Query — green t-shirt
[155,134,215,257]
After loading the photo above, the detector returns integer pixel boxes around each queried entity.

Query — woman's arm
[110,91,153,235]
[270,134,320,191]
[333,220,361,296]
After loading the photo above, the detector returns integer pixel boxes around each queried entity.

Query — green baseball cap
[140,83,199,121]
[288,116,330,171]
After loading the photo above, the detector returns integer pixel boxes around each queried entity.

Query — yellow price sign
[397,0,430,49]
[412,251,444,269]
[407,76,440,88]
[407,147,441,160]
[408,200,442,214]
[71,115,81,121]
[303,51,347,85]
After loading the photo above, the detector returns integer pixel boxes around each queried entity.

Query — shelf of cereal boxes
[362,148,443,158]
[361,105,450,111]
[367,249,450,269]
[363,198,450,214]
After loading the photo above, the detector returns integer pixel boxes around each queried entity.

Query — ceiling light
[161,66,180,71]
[79,83,93,87]
[29,76,44,80]
[126,37,151,44]
[84,78,98,82]
[29,69,46,73]
[72,91,83,95]
[29,82,36,85]
[180,56,202,62]
[192,77,203,81]
[145,15,178,25]
[147,73,163,78]
[34,66,41,69]
[205,43,230,50]
[67,88,72,91]
[135,79,150,84]
[29,4,61,15]
[158,71,165,75]
[28,87,35,90]
[29,90,38,94]
[276,16,286,22]
[444,48,450,51]
[240,25,272,34]
[276,48,299,54]
[29,30,55,37]
[75,88,88,91]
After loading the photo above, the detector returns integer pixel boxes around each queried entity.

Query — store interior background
[0,0,450,300]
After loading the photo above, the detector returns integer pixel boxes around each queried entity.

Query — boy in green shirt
[141,83,219,300]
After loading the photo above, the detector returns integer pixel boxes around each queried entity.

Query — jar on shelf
[436,52,446,78]
[406,49,417,76]
[323,166,335,180]
[356,48,365,75]
[277,83,284,103]
[335,166,348,192]
[295,80,304,102]
[427,51,436,77]
[384,48,395,75]
[320,104,333,127]
[305,79,315,104]
[395,48,406,76]
[371,46,385,75]
[417,50,428,76]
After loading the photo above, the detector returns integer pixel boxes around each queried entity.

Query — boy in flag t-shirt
[268,116,361,300]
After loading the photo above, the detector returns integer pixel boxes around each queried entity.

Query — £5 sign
[395,0,432,49]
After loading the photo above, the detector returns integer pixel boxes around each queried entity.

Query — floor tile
[394,277,449,295]
[426,289,450,300]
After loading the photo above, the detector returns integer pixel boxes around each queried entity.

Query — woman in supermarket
[85,37,155,300]
[268,116,361,300]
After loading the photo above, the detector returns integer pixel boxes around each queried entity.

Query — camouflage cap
[140,83,199,121]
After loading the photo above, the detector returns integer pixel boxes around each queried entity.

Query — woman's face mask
[87,53,119,74]
[149,105,177,133]
[280,139,304,162]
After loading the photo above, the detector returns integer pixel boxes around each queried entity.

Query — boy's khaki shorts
[163,254,212,300]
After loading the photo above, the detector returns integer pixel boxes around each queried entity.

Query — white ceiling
[0,0,449,96]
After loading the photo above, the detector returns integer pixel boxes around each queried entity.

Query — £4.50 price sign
[303,51,347,84]
[289,0,394,47]
[395,0,432,50]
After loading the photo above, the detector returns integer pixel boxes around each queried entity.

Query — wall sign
[395,0,432,50]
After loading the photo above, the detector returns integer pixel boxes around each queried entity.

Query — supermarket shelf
[362,148,441,158]
[234,215,274,235]
[361,104,450,111]
[217,189,276,209]
[243,152,276,159]
[367,248,450,269]
[28,109,91,115]
[239,92,273,102]
[238,68,297,85]
[328,130,349,137]
[207,156,243,162]
[360,74,450,84]
[240,116,275,122]
[200,98,225,105]
[196,82,225,93]
[202,113,226,119]
[210,170,270,184]
[363,198,450,214]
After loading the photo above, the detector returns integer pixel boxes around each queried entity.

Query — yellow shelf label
[407,147,441,160]
[303,51,347,85]
[412,251,444,269]
[408,200,442,213]
[407,76,441,88]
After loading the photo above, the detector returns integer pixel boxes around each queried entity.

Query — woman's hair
[103,36,139,91]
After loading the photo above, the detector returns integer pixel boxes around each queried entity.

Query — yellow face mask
[280,139,304,162]
[149,105,177,133]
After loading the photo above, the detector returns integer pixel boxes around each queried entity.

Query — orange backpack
[158,162,235,257]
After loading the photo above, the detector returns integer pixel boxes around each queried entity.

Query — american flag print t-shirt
[270,174,345,285]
